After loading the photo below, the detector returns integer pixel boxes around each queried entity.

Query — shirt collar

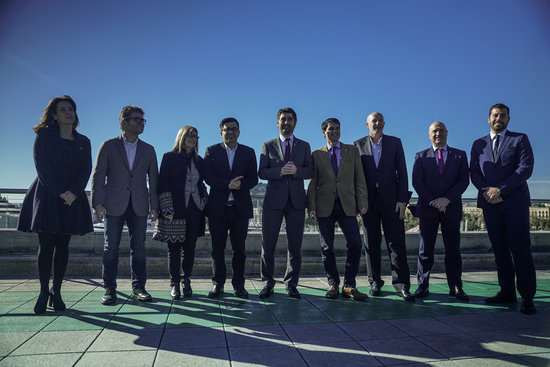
[370,134,383,145]
[327,141,341,151]
[223,142,238,152]
[490,129,507,139]
[122,134,138,146]
[432,144,448,152]
[279,134,294,144]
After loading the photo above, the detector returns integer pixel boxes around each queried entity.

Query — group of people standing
[18,96,537,317]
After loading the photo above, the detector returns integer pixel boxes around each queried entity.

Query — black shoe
[259,285,274,299]
[369,282,382,297]
[182,278,192,297]
[101,288,117,305]
[484,292,517,304]
[449,285,469,301]
[234,286,249,299]
[170,284,181,300]
[414,284,430,298]
[397,289,416,302]
[521,298,536,315]
[208,285,224,298]
[132,288,152,302]
[48,288,66,311]
[34,292,49,314]
[287,287,301,299]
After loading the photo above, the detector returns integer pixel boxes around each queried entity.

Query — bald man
[412,122,469,301]
[354,112,414,302]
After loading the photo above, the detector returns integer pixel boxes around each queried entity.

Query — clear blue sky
[1,0,549,198]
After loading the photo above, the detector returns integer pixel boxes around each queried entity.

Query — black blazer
[158,151,207,235]
[203,143,258,219]
[412,146,469,220]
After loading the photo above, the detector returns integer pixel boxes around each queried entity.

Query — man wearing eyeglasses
[204,118,258,298]
[91,105,159,305]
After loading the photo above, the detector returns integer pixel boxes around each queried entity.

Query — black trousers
[362,191,411,291]
[209,205,248,288]
[167,200,202,285]
[37,232,71,293]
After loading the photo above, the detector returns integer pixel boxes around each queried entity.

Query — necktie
[437,148,444,175]
[330,146,338,176]
[493,135,500,159]
[284,138,291,163]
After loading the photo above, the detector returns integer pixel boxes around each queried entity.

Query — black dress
[17,126,94,235]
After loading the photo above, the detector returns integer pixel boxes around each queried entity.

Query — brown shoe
[325,284,339,299]
[342,287,368,300]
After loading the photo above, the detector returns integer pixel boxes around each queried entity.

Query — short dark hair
[33,95,79,133]
[220,117,239,130]
[277,107,297,123]
[321,117,340,131]
[119,105,144,130]
[489,103,510,116]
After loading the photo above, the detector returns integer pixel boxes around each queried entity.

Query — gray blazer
[91,135,159,217]
[258,137,313,210]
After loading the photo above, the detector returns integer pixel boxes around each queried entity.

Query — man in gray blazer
[258,107,313,299]
[91,105,159,305]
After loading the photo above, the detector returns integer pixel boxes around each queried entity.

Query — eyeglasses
[221,127,239,132]
[126,117,147,124]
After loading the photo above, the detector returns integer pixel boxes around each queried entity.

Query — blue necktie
[330,146,338,176]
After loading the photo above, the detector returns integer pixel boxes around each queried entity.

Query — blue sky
[1,0,549,198]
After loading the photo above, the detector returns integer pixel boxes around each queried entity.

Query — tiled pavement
[0,271,549,366]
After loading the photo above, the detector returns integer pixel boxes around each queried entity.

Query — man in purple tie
[412,121,469,301]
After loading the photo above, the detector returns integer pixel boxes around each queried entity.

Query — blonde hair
[172,125,198,153]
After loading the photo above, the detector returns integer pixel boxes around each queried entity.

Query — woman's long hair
[171,126,198,153]
[33,95,79,133]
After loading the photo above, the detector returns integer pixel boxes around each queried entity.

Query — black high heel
[48,288,66,311]
[34,292,49,314]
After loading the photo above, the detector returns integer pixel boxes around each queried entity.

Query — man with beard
[470,103,536,314]
[258,107,313,299]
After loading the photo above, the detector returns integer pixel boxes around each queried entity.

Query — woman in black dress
[17,95,93,314]
[154,126,207,299]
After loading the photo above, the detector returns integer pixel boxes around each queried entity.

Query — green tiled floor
[1,272,549,366]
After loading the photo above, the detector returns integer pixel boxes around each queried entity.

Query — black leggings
[37,232,71,293]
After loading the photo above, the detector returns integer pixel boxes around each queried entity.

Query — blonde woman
[154,126,207,299]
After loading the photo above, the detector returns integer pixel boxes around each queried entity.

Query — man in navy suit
[470,103,536,314]
[204,118,258,298]
[354,112,414,301]
[412,122,469,301]
[258,107,313,299]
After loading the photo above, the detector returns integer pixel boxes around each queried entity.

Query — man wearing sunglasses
[91,105,159,305]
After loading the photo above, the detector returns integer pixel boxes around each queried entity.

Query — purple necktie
[284,138,291,163]
[437,149,444,175]
[330,146,338,176]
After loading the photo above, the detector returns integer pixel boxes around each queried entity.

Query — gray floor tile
[434,314,508,333]
[0,332,34,357]
[444,355,541,366]
[295,341,381,366]
[359,336,447,365]
[11,330,101,355]
[87,329,163,352]
[479,310,550,329]
[338,320,409,340]
[388,317,457,337]
[0,352,82,367]
[154,349,231,367]
[225,325,292,347]
[472,328,550,355]
[515,352,550,366]
[75,350,156,366]
[229,345,307,367]
[417,333,502,359]
[159,327,226,351]
[282,323,352,343]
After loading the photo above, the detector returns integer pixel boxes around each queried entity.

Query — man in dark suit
[204,117,258,299]
[470,103,536,314]
[354,112,414,301]
[308,118,369,300]
[258,107,313,299]
[91,105,159,305]
[412,121,469,301]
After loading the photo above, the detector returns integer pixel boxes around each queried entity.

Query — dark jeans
[167,200,202,285]
[317,199,362,288]
[260,197,304,288]
[102,201,148,290]
[37,232,71,293]
[209,205,248,289]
